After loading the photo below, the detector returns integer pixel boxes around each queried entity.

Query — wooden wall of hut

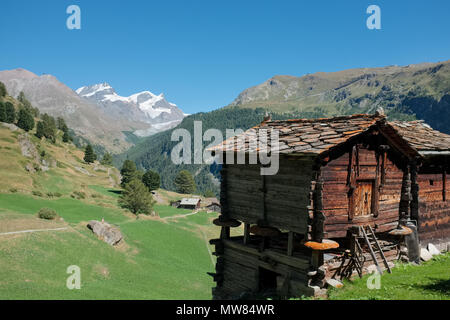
[212,238,313,299]
[224,156,315,235]
[321,144,403,238]
[417,170,450,242]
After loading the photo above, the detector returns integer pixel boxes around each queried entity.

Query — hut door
[354,181,373,217]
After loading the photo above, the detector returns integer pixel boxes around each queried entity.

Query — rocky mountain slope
[0,69,185,153]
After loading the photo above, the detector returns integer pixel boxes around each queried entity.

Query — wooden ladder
[359,225,391,274]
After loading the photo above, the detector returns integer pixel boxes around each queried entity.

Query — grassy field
[0,192,218,299]
[0,122,219,299]
[328,254,450,300]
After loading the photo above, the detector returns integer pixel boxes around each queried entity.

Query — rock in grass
[427,243,440,256]
[326,279,344,288]
[420,248,433,262]
[87,220,122,246]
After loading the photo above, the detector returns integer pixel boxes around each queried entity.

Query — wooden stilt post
[243,223,250,244]
[287,231,294,256]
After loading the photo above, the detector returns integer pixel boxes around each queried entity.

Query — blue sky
[0,0,449,114]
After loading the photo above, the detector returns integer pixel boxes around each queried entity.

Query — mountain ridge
[228,61,450,133]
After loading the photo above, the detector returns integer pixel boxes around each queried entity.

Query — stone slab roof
[210,114,383,155]
[209,113,450,158]
[388,120,450,154]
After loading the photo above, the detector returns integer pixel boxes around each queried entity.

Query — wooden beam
[372,152,381,217]
[243,223,250,245]
[443,167,447,202]
[287,231,294,256]
[222,238,310,269]
[221,226,230,240]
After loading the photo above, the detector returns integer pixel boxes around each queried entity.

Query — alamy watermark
[366,270,381,290]
[366,5,381,30]
[66,5,81,30]
[171,121,280,175]
[66,265,81,290]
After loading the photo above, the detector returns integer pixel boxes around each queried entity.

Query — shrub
[71,191,86,199]
[46,192,62,198]
[37,208,58,220]
[32,190,43,197]
[56,161,67,169]
[9,188,18,193]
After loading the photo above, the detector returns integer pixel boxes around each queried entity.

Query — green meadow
[0,192,216,299]
[327,254,450,300]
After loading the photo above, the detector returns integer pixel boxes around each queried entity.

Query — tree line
[117,159,197,215]
[0,83,73,145]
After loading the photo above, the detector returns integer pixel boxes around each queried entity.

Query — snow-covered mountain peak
[75,83,185,136]
[76,83,114,97]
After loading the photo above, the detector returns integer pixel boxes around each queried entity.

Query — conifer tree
[0,102,6,122]
[36,121,45,139]
[142,170,160,191]
[62,130,71,143]
[4,102,15,123]
[174,170,196,194]
[118,179,155,215]
[0,81,7,97]
[17,108,35,132]
[100,152,113,166]
[83,144,97,163]
[120,160,138,188]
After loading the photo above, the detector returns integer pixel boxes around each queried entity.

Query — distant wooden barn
[208,112,450,299]
[178,198,201,210]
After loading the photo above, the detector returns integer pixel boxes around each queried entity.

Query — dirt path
[162,211,199,220]
[0,227,69,236]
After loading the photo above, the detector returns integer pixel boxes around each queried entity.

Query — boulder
[87,220,122,246]
[427,243,440,256]
[420,248,433,262]
[1,122,19,131]
[326,279,344,288]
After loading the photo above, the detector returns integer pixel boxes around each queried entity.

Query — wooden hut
[208,112,450,299]
[179,198,201,210]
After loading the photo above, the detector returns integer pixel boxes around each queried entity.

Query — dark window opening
[258,267,280,294]
[430,180,434,186]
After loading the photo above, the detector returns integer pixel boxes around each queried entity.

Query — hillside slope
[0,116,217,299]
[230,60,450,133]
